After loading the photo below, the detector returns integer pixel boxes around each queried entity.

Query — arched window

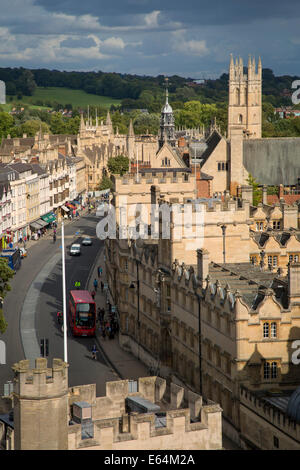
[238,114,243,124]
[235,88,240,105]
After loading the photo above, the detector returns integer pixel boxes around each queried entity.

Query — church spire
[80,112,85,132]
[106,110,112,126]
[106,110,113,135]
[128,119,134,137]
[159,77,176,150]
[165,77,169,105]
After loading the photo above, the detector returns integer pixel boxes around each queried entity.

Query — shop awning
[30,219,48,230]
[61,205,69,212]
[30,222,42,231]
[36,219,48,228]
[41,212,56,224]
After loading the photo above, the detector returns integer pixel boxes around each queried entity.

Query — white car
[82,237,92,246]
[70,244,81,256]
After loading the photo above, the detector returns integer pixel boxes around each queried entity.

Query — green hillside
[9,87,121,109]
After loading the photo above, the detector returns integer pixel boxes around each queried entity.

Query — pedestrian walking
[97,307,102,322]
[91,344,98,360]
[99,267,103,277]
[101,281,104,293]
[100,308,105,321]
[93,278,98,292]
[91,290,96,300]
[97,266,101,278]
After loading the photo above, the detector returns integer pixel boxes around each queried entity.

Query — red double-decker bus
[68,290,96,336]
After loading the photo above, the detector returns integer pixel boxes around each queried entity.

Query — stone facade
[0,359,222,450]
[105,185,300,446]
[239,386,300,450]
[106,230,300,446]
[112,170,197,229]
[12,358,69,450]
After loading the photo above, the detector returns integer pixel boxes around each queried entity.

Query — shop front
[66,203,77,218]
[61,205,70,219]
[13,226,28,244]
[1,231,13,251]
[29,219,48,239]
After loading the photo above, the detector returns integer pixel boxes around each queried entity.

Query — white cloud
[101,37,125,50]
[144,10,160,28]
[171,31,209,56]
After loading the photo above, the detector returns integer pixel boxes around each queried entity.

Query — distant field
[0,103,50,112]
[8,87,121,109]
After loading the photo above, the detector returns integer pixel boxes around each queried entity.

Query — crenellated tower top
[228,54,262,139]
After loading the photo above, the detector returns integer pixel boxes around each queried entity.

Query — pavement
[86,245,149,381]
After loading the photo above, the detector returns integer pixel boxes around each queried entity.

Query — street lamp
[129,260,140,359]
[221,224,227,264]
[194,291,203,396]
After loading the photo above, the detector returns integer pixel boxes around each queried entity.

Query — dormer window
[272,220,281,230]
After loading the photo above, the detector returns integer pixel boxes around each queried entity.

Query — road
[0,213,118,396]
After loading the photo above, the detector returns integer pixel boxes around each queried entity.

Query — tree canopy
[98,176,114,191]
[107,155,129,176]
[0,258,14,333]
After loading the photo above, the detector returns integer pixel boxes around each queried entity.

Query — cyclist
[57,311,63,324]
[91,344,98,360]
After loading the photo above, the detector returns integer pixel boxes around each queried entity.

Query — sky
[0,0,300,78]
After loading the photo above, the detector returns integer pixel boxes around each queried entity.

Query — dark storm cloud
[35,0,300,26]
[1,0,300,76]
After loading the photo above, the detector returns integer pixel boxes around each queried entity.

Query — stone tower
[227,55,262,139]
[12,358,69,450]
[159,80,176,149]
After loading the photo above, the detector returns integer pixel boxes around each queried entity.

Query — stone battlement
[113,171,193,188]
[12,358,68,398]
[240,386,300,446]
[157,196,250,216]
[68,376,222,450]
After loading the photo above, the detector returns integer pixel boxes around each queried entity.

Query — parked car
[82,236,92,246]
[19,247,27,258]
[70,244,81,256]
